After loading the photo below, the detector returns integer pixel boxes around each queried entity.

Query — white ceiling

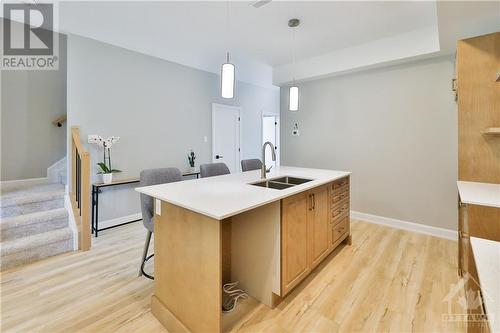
[10,1,499,87]
[59,1,437,65]
[57,1,443,86]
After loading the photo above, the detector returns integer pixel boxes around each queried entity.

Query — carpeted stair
[1,182,73,270]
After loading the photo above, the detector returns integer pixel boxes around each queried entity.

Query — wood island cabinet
[281,176,351,296]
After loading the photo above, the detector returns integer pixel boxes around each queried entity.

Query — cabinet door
[308,185,330,269]
[282,192,310,295]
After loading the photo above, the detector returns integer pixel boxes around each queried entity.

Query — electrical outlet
[292,129,300,136]
[88,134,100,143]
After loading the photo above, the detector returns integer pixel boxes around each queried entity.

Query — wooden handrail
[52,115,67,127]
[71,127,86,152]
[70,127,91,251]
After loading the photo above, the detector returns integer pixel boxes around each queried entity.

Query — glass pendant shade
[221,54,235,99]
[289,85,299,111]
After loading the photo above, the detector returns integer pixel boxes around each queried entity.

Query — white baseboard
[350,210,457,240]
[98,213,142,230]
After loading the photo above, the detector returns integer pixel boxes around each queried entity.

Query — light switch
[155,199,161,216]
[204,136,208,143]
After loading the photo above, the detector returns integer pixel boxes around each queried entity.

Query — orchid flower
[104,136,120,148]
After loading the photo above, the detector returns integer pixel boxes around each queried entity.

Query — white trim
[64,194,79,251]
[261,111,280,167]
[350,210,456,240]
[47,157,67,184]
[98,213,142,230]
[211,103,242,172]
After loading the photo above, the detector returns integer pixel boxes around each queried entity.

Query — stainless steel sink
[251,180,295,190]
[249,176,313,190]
[271,176,313,185]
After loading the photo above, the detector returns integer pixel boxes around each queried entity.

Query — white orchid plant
[90,135,121,174]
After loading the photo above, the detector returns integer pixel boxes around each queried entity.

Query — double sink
[250,176,313,190]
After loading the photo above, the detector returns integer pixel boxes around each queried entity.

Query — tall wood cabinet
[281,177,351,296]
[456,32,500,333]
[457,31,500,245]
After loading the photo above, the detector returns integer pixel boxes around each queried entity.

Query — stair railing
[70,127,91,251]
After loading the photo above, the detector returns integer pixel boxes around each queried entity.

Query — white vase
[102,173,113,184]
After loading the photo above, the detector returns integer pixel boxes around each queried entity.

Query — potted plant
[90,135,121,184]
[97,162,121,184]
[187,150,196,172]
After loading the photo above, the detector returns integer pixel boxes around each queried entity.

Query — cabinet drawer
[332,210,348,226]
[331,200,349,219]
[331,187,349,203]
[332,216,349,244]
[331,177,349,191]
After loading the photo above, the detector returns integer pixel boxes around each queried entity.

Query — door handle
[215,155,223,159]
[312,194,315,210]
[308,194,313,211]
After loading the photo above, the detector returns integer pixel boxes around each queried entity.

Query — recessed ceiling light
[250,0,272,9]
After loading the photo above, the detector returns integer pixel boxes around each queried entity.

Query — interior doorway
[212,103,241,173]
[262,114,280,170]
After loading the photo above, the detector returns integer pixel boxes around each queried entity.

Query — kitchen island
[136,166,351,333]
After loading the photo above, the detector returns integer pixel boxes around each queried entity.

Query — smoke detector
[288,18,300,28]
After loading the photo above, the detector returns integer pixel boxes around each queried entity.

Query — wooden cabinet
[281,177,351,296]
[330,177,351,246]
[308,184,330,269]
[281,192,310,295]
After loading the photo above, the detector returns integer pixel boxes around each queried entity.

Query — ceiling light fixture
[221,53,235,99]
[221,1,235,99]
[288,18,300,111]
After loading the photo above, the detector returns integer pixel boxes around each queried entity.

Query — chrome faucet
[261,141,276,179]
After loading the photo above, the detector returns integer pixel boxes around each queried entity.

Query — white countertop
[136,166,350,220]
[470,237,500,332]
[457,181,500,208]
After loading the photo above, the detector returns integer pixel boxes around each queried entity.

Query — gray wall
[280,57,458,230]
[1,32,67,181]
[67,35,279,221]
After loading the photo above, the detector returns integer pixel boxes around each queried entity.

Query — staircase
[0,181,74,271]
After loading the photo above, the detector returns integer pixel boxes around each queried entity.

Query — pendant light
[288,18,300,111]
[221,52,235,99]
[221,1,235,99]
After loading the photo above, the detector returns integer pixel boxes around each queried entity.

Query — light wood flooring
[1,220,466,332]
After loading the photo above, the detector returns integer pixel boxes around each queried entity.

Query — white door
[212,104,241,173]
[262,115,279,169]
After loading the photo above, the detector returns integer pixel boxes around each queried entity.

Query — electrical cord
[222,281,248,313]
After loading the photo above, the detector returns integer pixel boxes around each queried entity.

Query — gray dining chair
[241,159,262,172]
[200,163,230,178]
[139,167,182,279]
